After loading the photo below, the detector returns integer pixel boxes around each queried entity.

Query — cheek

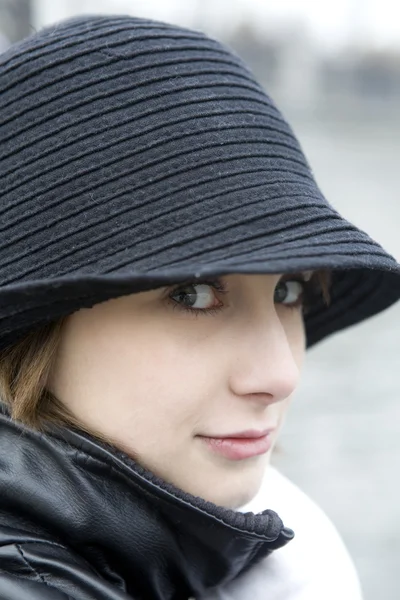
[278,308,307,367]
[272,310,305,426]
[103,343,225,463]
[277,395,292,422]
[81,327,222,437]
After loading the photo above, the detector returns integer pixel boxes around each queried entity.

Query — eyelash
[167,279,228,317]
[167,277,312,317]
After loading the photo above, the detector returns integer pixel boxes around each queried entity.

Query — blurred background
[1,0,399,597]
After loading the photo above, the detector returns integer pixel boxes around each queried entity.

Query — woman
[0,13,399,600]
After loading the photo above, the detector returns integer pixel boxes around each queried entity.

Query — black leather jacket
[0,403,293,599]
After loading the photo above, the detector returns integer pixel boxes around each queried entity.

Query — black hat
[0,14,399,350]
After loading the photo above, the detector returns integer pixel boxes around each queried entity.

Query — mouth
[197,429,276,461]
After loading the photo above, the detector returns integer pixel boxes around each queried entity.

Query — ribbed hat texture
[0,14,399,350]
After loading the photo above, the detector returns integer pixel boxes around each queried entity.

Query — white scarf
[199,465,363,600]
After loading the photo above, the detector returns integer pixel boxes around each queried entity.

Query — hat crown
[0,14,318,285]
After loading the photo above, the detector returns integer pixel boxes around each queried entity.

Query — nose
[228,310,302,405]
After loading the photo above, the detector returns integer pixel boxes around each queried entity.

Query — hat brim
[1,240,399,351]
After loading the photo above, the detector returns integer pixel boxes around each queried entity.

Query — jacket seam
[16,543,50,587]
[0,537,69,551]
[247,539,265,566]
[16,539,69,550]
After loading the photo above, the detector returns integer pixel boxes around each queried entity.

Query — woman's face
[47,273,307,509]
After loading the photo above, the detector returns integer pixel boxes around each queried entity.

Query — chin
[227,486,262,510]
[196,469,265,510]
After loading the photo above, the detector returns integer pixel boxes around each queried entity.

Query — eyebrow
[302,270,314,282]
[281,271,314,282]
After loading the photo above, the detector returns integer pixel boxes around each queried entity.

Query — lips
[198,429,275,460]
[215,429,274,439]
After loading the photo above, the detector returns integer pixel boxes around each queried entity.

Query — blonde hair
[0,272,331,437]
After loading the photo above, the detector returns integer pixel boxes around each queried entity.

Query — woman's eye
[169,283,220,311]
[274,280,305,307]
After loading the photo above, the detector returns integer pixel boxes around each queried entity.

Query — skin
[46,273,307,509]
